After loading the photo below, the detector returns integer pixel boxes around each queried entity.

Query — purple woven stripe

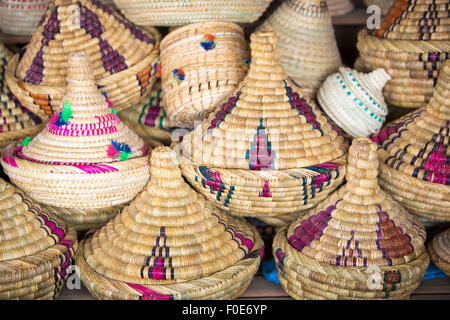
[24,10,59,84]
[144,106,161,126]
[79,3,127,75]
[90,0,154,44]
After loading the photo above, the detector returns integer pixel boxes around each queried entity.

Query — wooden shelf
[57,274,450,300]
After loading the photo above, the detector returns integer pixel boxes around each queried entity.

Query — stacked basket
[179,31,348,226]
[111,0,273,26]
[371,60,450,227]
[1,52,153,231]
[356,0,449,108]
[0,179,78,299]
[76,146,264,300]
[326,0,353,16]
[5,0,160,120]
[0,42,44,150]
[428,227,450,276]
[160,22,250,128]
[119,80,175,146]
[318,66,391,137]
[274,137,429,300]
[0,0,49,36]
[258,0,342,98]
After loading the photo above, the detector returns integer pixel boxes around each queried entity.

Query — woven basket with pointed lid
[179,31,348,225]
[318,67,391,137]
[1,52,152,230]
[120,80,175,147]
[5,0,160,120]
[111,0,273,26]
[356,0,449,109]
[364,0,395,15]
[0,0,49,36]
[0,179,78,299]
[428,227,450,276]
[76,146,264,300]
[160,22,249,128]
[273,137,429,300]
[257,0,342,98]
[326,0,353,16]
[0,42,45,151]
[371,60,450,227]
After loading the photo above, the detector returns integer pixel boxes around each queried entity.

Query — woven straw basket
[111,0,273,26]
[274,137,429,300]
[356,0,449,109]
[372,60,450,227]
[0,42,45,151]
[0,179,78,299]
[76,146,264,300]
[1,52,152,231]
[258,0,342,98]
[318,66,391,137]
[363,0,395,15]
[160,22,249,128]
[326,0,353,16]
[428,227,450,276]
[5,0,160,120]
[179,31,348,226]
[0,0,49,36]
[119,80,175,146]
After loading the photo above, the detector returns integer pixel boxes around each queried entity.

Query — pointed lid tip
[150,146,180,169]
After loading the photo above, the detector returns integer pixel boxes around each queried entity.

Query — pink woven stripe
[2,147,18,168]
[73,164,119,174]
[127,283,172,300]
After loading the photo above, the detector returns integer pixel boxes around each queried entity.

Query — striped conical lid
[374,60,450,186]
[82,146,256,284]
[0,179,67,261]
[19,51,148,164]
[287,137,427,267]
[318,67,391,137]
[0,43,43,148]
[15,0,157,87]
[257,0,342,97]
[376,0,449,40]
[181,31,347,170]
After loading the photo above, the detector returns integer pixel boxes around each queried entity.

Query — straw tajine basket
[326,0,353,16]
[160,22,249,129]
[356,0,449,109]
[1,52,152,231]
[371,60,450,227]
[111,0,273,26]
[0,0,49,36]
[119,80,175,147]
[5,0,160,120]
[257,0,342,98]
[428,227,450,276]
[318,67,391,137]
[363,0,395,15]
[0,43,45,151]
[179,31,348,226]
[0,179,78,299]
[274,137,429,300]
[76,146,264,300]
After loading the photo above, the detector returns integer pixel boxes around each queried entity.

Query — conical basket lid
[81,146,257,284]
[0,179,67,261]
[318,67,391,137]
[287,137,427,267]
[257,0,342,97]
[375,60,450,186]
[181,31,347,170]
[376,0,449,40]
[19,51,148,164]
[15,0,157,87]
